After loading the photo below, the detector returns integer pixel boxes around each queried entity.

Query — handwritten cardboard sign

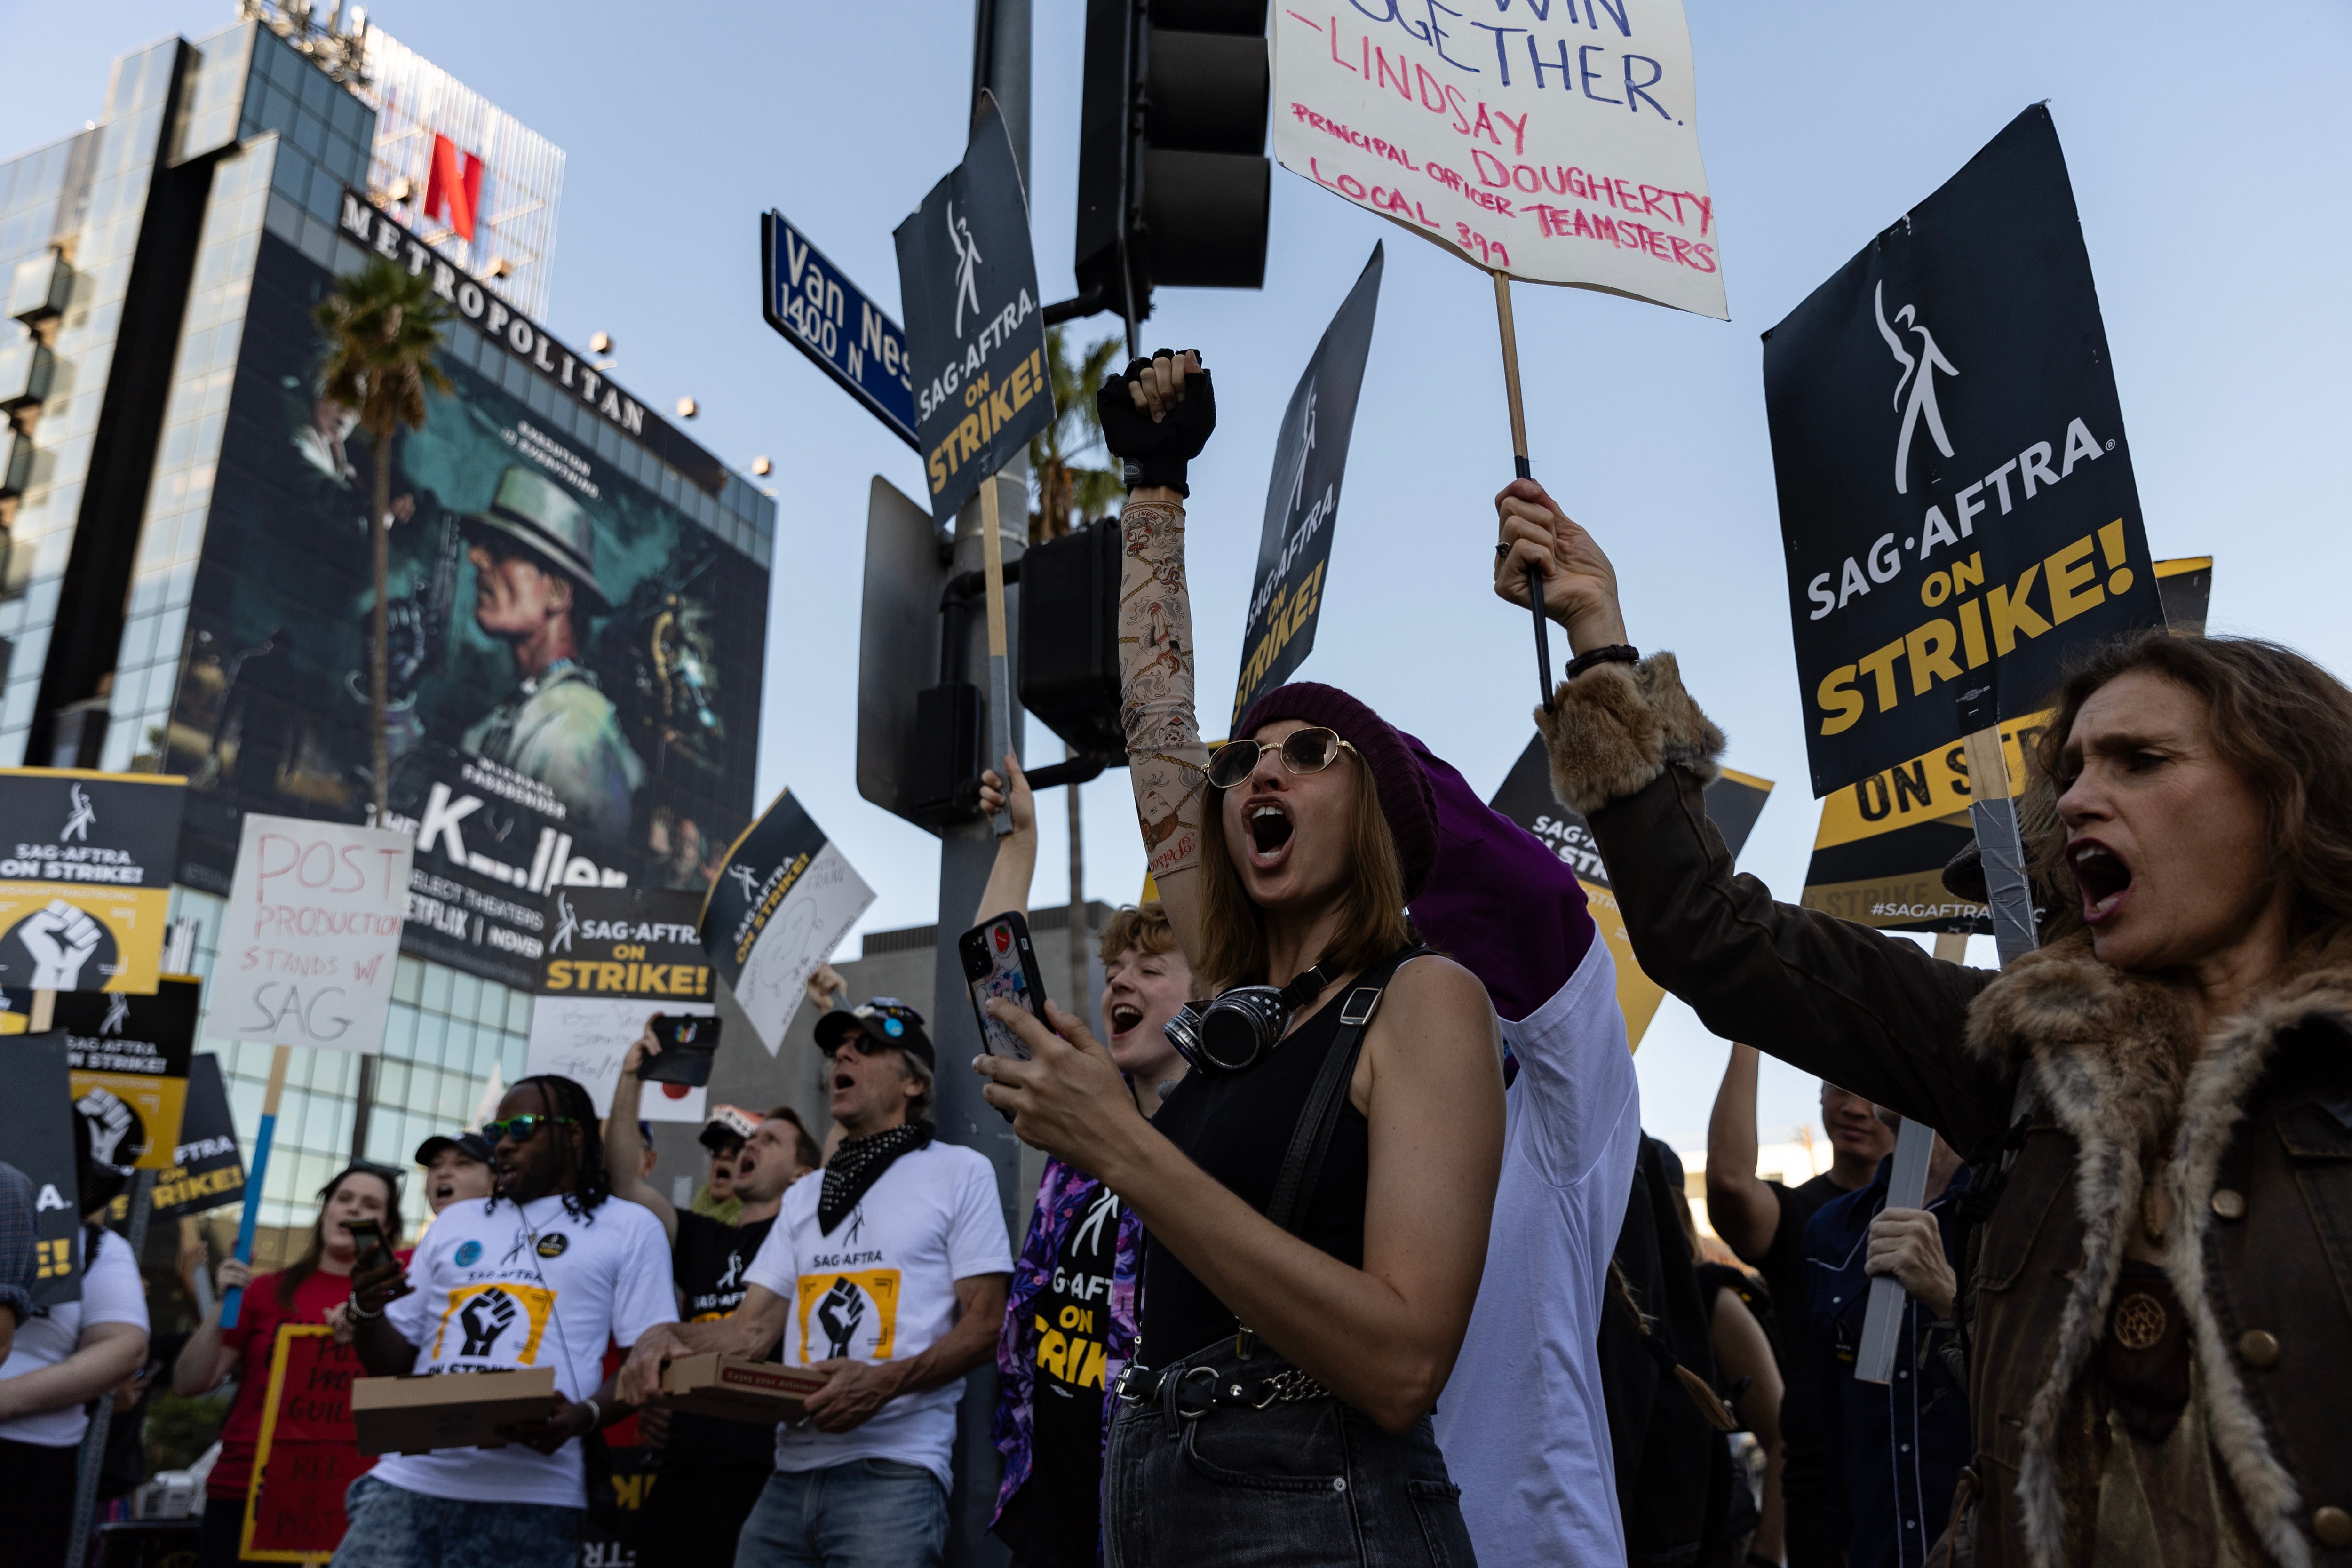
[242,1325,373,1561]
[525,886,714,1121]
[1764,105,2160,795]
[1271,0,1724,318]
[218,815,412,1053]
[1232,245,1385,724]
[699,790,874,1055]
[1488,739,1770,1044]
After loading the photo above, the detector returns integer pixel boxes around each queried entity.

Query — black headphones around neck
[1161,963,1331,1075]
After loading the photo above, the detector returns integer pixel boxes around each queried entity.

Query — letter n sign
[424,133,484,242]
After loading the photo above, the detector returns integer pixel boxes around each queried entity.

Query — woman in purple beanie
[974,350,1504,1566]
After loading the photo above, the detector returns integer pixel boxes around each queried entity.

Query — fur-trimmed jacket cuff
[1535,652,1725,816]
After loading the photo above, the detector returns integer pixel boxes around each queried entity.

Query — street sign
[761,211,919,450]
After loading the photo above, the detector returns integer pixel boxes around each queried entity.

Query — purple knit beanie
[1232,682,1438,900]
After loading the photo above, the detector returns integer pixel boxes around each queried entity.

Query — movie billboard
[165,222,769,989]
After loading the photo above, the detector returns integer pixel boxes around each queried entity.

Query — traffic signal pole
[940,15,1030,1564]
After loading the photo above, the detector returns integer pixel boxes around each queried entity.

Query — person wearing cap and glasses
[619,999,1011,1568]
[459,465,644,839]
[415,1131,496,1218]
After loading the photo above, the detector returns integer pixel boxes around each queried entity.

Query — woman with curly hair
[1494,473,2352,1568]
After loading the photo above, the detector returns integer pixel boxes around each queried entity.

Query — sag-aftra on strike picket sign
[1764,106,2162,796]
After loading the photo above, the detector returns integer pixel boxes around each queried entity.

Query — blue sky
[8,0,2348,1149]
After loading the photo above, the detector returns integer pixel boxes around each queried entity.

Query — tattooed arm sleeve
[1117,495,1210,965]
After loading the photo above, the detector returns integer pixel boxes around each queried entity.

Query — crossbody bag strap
[1263,946,1428,1236]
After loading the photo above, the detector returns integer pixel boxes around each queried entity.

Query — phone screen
[965,916,1043,1060]
[345,1218,387,1274]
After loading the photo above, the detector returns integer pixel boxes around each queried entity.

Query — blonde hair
[1195,753,1410,992]
[1098,901,1180,966]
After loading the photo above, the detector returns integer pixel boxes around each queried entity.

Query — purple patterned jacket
[991,1154,1143,1527]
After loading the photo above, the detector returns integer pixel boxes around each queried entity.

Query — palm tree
[1027,325,1124,542]
[316,259,450,1167]
[313,258,453,824]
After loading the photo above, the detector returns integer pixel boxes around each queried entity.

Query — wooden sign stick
[219,1043,292,1329]
[978,472,1015,838]
[1493,271,1556,715]
[29,987,53,1033]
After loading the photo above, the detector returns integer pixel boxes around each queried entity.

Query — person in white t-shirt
[0,1138,151,1566]
[339,1074,675,1568]
[620,1000,1010,1568]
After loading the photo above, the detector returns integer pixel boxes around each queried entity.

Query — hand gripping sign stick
[218,1043,291,1329]
[1854,682,2039,1384]
[1492,273,1555,717]
[978,472,1016,839]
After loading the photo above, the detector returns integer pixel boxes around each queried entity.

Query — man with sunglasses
[339,1075,675,1568]
[618,1001,1010,1568]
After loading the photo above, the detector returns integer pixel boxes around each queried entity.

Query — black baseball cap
[414,1131,494,1167]
[814,999,934,1069]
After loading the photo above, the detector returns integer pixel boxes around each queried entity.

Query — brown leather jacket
[1542,653,2352,1568]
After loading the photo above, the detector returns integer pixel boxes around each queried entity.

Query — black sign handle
[1494,274,1555,716]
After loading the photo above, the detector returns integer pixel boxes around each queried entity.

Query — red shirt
[207,1268,367,1499]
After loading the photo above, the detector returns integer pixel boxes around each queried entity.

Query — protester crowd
[7,345,2350,1568]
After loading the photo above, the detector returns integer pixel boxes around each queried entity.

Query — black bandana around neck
[818,1122,934,1234]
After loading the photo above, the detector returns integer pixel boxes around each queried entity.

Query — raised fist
[815,1277,866,1360]
[77,1086,138,1168]
[1097,350,1214,496]
[459,1289,519,1357]
[21,901,103,988]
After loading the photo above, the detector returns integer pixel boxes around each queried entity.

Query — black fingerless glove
[1096,351,1216,496]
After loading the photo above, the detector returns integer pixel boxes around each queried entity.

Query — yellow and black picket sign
[6,976,203,1169]
[0,768,187,995]
[1799,554,2215,934]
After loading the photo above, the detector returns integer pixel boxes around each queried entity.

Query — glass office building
[0,14,776,1239]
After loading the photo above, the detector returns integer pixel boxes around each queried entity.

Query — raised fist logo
[20,901,103,989]
[815,1277,866,1360]
[458,1290,519,1357]
[76,1086,139,1169]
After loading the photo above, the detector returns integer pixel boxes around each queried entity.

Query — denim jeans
[734,1458,950,1568]
[329,1475,582,1568]
[1103,1342,1478,1568]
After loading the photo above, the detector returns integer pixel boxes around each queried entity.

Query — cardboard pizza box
[660,1354,832,1424]
[350,1367,560,1456]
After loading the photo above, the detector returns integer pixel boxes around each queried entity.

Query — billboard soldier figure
[459,466,645,838]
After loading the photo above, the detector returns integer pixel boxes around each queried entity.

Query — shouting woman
[176,1163,404,1568]
[975,351,1503,1567]
[1494,475,2352,1567]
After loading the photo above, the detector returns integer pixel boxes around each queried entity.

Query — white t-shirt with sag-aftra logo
[744,1141,1011,1490]
[373,1192,674,1509]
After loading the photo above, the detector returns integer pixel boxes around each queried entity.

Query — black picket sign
[0,1034,83,1307]
[1763,105,2162,796]
[1232,245,1385,724]
[894,93,1055,524]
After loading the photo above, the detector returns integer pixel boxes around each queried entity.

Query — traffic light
[1018,518,1125,764]
[1072,0,1271,333]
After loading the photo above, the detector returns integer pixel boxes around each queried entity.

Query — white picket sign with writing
[218,814,412,1053]
[1272,0,1726,318]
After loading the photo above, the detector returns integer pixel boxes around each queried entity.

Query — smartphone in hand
[641,1012,721,1087]
[960,913,1049,1060]
[344,1218,390,1277]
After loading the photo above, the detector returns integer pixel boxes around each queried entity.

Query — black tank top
[1139,974,1377,1366]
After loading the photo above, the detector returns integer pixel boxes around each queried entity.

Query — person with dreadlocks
[338,1073,674,1568]
[618,999,1010,1568]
